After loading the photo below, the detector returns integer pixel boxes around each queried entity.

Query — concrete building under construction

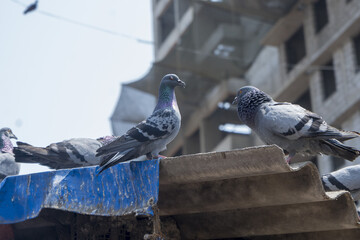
[112,0,360,175]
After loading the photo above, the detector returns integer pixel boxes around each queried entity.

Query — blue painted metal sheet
[0,159,159,224]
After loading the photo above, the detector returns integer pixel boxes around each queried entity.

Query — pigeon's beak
[178,80,186,88]
[232,96,239,105]
[9,132,17,140]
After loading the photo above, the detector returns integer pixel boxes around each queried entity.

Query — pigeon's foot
[146,153,166,160]
[153,155,166,160]
[285,153,295,164]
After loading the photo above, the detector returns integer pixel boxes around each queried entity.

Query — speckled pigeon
[233,86,360,163]
[96,74,185,174]
[322,165,360,201]
[14,136,116,169]
[0,128,20,180]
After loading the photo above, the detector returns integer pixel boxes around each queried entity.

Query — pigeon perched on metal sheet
[96,74,185,174]
[233,86,360,163]
[14,136,116,169]
[0,128,20,180]
[322,165,360,201]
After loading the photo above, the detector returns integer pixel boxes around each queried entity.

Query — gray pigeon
[96,74,185,174]
[0,128,20,180]
[14,136,116,169]
[322,165,360,201]
[233,86,360,163]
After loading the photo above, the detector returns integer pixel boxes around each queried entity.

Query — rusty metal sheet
[0,159,159,224]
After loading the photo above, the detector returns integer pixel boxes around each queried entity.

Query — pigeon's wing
[96,108,178,173]
[48,138,103,166]
[15,138,102,169]
[322,165,360,200]
[128,108,177,142]
[96,108,177,157]
[259,102,355,140]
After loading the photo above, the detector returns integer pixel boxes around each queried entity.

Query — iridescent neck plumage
[154,84,177,111]
[0,134,14,154]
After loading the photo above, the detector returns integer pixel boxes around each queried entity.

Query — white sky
[0,0,154,174]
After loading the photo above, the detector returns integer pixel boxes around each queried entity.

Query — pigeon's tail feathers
[14,142,60,168]
[96,138,140,157]
[13,147,39,163]
[321,139,360,161]
[14,142,51,158]
[336,130,360,141]
[306,127,360,141]
[98,150,128,168]
[14,142,50,164]
[16,141,32,147]
[98,153,117,167]
[349,130,360,138]
[96,148,136,175]
[14,147,58,169]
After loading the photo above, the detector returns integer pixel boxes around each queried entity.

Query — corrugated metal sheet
[158,145,360,239]
[0,159,159,224]
[1,145,359,239]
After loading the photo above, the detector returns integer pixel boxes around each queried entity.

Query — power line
[10,0,360,72]
[10,0,153,45]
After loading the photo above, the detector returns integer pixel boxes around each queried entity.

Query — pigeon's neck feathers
[238,90,273,127]
[0,134,13,154]
[154,83,178,111]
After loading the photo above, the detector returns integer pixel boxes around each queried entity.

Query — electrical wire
[10,0,356,72]
[10,0,154,45]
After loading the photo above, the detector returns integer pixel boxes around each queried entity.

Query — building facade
[111,0,360,174]
[254,0,360,173]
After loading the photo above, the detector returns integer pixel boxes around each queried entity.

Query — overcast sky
[0,0,154,174]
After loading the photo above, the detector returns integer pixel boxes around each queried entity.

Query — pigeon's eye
[170,76,174,80]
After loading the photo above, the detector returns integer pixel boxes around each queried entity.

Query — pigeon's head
[232,86,271,105]
[0,128,17,140]
[232,86,272,126]
[161,74,186,88]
